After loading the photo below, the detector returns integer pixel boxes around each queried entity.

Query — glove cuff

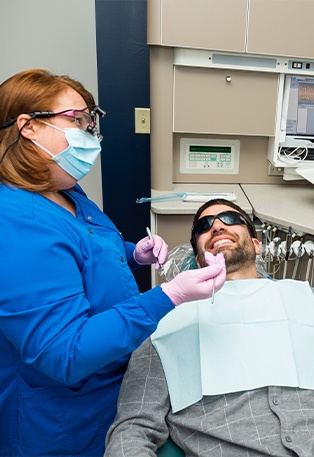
[160,282,182,307]
[133,250,147,266]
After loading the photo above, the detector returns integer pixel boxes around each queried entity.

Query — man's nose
[211,218,227,233]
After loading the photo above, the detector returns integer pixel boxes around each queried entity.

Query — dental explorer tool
[211,255,216,304]
[146,227,163,269]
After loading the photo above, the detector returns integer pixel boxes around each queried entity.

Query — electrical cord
[277,145,308,164]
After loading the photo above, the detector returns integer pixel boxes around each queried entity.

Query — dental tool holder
[257,220,314,284]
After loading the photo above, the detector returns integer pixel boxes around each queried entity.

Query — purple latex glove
[160,252,226,306]
[133,235,168,270]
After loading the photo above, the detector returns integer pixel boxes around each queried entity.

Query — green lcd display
[189,145,232,153]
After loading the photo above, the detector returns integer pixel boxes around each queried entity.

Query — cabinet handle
[226,75,231,82]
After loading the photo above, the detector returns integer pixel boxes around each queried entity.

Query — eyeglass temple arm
[0,111,56,130]
[28,111,58,122]
[0,107,106,131]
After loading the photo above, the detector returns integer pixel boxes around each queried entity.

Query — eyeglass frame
[0,105,106,164]
[31,106,106,140]
[54,108,96,127]
[0,105,106,135]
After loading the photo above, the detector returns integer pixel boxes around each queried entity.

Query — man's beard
[197,236,256,274]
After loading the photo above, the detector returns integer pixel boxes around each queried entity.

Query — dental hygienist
[0,69,226,457]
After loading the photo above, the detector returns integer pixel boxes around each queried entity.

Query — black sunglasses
[191,210,254,239]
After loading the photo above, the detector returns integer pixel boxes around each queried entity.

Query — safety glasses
[0,105,106,140]
[38,106,106,141]
[191,210,253,239]
[57,109,96,129]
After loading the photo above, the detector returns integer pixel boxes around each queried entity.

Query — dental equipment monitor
[180,138,240,174]
[280,75,314,159]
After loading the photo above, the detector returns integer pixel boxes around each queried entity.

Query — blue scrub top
[0,183,173,456]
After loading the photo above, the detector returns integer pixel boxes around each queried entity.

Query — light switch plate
[135,108,150,134]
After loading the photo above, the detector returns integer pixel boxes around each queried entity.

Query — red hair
[0,68,95,192]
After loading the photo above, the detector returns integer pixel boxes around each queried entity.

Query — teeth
[213,239,233,248]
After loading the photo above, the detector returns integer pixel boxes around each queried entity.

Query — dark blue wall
[95,0,151,291]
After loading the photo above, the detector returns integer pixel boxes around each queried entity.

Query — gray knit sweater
[105,338,314,456]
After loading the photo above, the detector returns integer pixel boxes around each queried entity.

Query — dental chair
[157,438,185,456]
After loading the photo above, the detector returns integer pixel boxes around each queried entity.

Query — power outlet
[135,108,150,134]
[268,162,284,176]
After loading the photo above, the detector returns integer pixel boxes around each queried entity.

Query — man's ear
[16,115,37,140]
[195,254,201,268]
[253,237,261,255]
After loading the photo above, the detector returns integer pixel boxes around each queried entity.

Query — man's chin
[211,246,232,257]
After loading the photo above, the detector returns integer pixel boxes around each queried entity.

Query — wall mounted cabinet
[247,0,314,58]
[148,0,314,59]
[147,0,247,52]
[173,66,278,136]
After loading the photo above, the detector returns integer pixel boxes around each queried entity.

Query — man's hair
[190,198,257,255]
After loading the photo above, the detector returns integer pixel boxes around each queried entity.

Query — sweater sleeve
[105,338,171,456]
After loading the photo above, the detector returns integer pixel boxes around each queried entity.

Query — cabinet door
[148,0,247,52]
[173,66,278,136]
[247,0,314,58]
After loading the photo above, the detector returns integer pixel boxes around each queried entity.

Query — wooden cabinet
[148,0,314,59]
[147,0,247,52]
[173,66,278,136]
[247,0,314,58]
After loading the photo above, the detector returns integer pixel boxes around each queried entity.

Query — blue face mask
[32,124,102,181]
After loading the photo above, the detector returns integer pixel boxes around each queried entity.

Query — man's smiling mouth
[211,238,234,250]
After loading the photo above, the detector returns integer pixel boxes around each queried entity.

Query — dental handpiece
[285,227,292,262]
[283,227,293,279]
[261,229,268,259]
[273,236,281,259]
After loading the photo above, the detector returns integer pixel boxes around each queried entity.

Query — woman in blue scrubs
[0,69,225,457]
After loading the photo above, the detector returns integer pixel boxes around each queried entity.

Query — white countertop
[241,183,314,235]
[150,184,252,215]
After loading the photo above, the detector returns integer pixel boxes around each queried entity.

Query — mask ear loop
[39,120,65,133]
[31,139,55,158]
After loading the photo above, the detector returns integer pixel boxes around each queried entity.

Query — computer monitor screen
[285,75,314,138]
